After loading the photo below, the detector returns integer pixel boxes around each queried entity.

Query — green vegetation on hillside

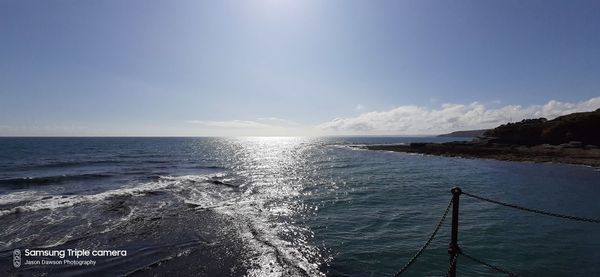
[483,108,600,146]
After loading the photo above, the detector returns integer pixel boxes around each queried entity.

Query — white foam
[1,173,326,276]
[0,190,49,206]
[0,174,216,217]
[196,184,324,277]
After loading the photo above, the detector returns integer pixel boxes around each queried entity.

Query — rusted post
[448,187,461,277]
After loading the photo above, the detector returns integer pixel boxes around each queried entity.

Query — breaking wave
[0,173,115,187]
[0,173,324,276]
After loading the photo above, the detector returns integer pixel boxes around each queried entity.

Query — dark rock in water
[210,180,236,188]
[409,142,427,147]
[145,190,165,196]
[185,202,201,208]
[103,196,132,214]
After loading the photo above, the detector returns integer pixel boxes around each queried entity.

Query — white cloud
[186,118,321,136]
[317,97,600,135]
[187,117,301,129]
[255,117,300,126]
[355,104,365,111]
[187,120,275,129]
[257,117,287,122]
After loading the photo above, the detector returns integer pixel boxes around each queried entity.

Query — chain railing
[392,198,453,277]
[460,249,518,276]
[444,252,459,277]
[392,187,600,276]
[461,191,600,223]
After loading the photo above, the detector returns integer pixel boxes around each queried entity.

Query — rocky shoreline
[360,141,600,167]
[361,108,600,167]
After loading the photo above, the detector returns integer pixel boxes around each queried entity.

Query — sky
[1,0,599,136]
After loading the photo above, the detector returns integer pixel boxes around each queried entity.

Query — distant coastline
[361,142,600,167]
[437,129,488,138]
[360,109,600,167]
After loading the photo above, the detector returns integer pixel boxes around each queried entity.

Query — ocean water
[0,137,599,276]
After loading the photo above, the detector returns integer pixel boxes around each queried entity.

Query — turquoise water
[1,137,599,276]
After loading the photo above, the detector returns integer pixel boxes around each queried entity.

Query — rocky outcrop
[437,129,489,138]
[361,109,600,167]
[482,108,600,146]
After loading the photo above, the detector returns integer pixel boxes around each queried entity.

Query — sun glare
[252,0,309,18]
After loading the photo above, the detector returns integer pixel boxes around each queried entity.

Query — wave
[0,173,325,276]
[0,173,115,187]
[7,160,123,171]
[199,165,225,169]
[0,174,219,217]
[0,191,49,206]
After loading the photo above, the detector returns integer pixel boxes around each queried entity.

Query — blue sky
[1,0,599,136]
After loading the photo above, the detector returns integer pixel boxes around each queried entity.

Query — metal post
[448,187,461,277]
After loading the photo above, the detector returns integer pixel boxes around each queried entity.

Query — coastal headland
[360,109,600,167]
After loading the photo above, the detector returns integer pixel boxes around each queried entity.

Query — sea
[0,137,599,276]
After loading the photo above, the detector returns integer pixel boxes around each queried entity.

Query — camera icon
[13,249,21,268]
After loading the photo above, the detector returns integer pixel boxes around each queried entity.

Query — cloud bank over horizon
[185,118,313,136]
[317,97,600,135]
[2,97,599,137]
